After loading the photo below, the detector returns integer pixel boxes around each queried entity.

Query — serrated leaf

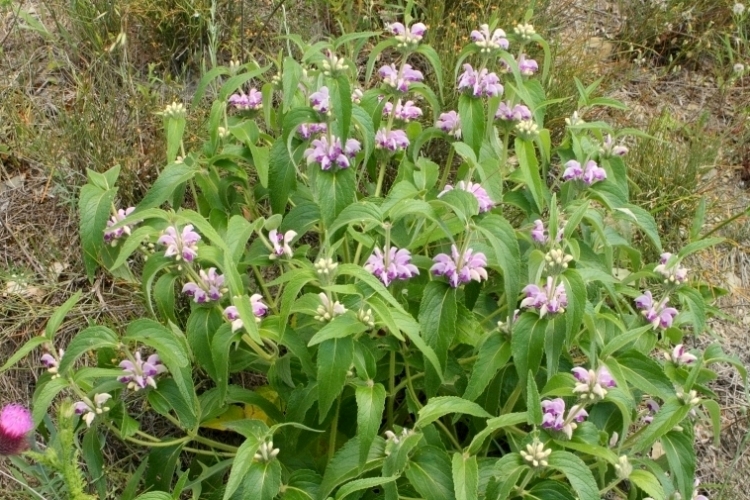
[547,451,599,500]
[416,396,491,428]
[515,137,547,213]
[268,137,297,214]
[511,313,547,396]
[627,399,691,453]
[79,182,117,280]
[316,167,356,230]
[334,476,398,500]
[467,412,528,455]
[317,337,354,422]
[418,282,457,394]
[319,437,386,500]
[463,335,511,401]
[405,446,454,500]
[661,430,695,499]
[527,373,542,425]
[58,326,119,375]
[329,201,382,235]
[32,377,68,426]
[355,383,386,466]
[135,162,199,211]
[458,95,485,156]
[630,469,666,500]
[452,452,478,500]
[223,435,262,500]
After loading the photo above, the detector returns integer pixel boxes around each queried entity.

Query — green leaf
[511,313,547,396]
[418,282,457,394]
[317,337,354,422]
[226,215,257,262]
[319,437,386,500]
[211,324,238,403]
[630,469,666,500]
[701,398,722,447]
[467,412,528,455]
[561,269,586,344]
[335,476,398,500]
[476,215,521,304]
[329,201,382,235]
[405,446,454,500]
[242,460,282,500]
[316,167,356,230]
[677,286,706,334]
[416,44,444,97]
[525,481,576,500]
[452,452,479,500]
[153,273,178,324]
[136,162,199,211]
[355,382,386,466]
[45,292,82,339]
[223,434,263,500]
[703,343,748,384]
[58,326,119,375]
[134,493,173,500]
[416,396,491,428]
[79,182,117,280]
[613,204,662,252]
[165,115,185,164]
[627,399,691,453]
[0,336,49,373]
[546,451,599,500]
[661,430,695,500]
[249,142,270,188]
[32,377,68,426]
[150,378,198,430]
[527,373,542,425]
[515,137,547,213]
[458,95,485,156]
[464,335,511,401]
[330,75,352,142]
[616,350,675,401]
[268,137,297,214]
[393,309,442,378]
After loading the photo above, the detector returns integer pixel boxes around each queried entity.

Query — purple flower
[541,398,587,439]
[654,252,688,284]
[364,246,419,286]
[430,244,488,288]
[530,219,563,245]
[182,267,226,303]
[388,21,426,45]
[229,89,262,110]
[495,102,532,121]
[158,225,201,262]
[572,366,616,399]
[383,100,423,122]
[436,111,461,138]
[304,135,360,170]
[634,291,679,329]
[0,404,33,455]
[600,134,628,157]
[375,128,410,152]
[224,294,268,331]
[694,479,709,500]
[666,344,697,366]
[269,229,297,259]
[74,393,111,427]
[379,63,423,92]
[351,88,364,104]
[40,348,64,377]
[119,351,167,391]
[298,122,328,140]
[562,160,606,185]
[439,180,494,213]
[518,54,538,76]
[104,206,136,243]
[520,277,568,317]
[310,86,330,114]
[471,24,509,52]
[457,64,504,97]
[642,399,660,424]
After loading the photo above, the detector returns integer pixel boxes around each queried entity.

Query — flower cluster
[74,393,112,427]
[304,135,361,170]
[458,64,504,97]
[515,120,539,139]
[383,100,422,122]
[182,267,226,303]
[320,50,348,76]
[520,277,568,316]
[431,245,488,288]
[268,229,297,259]
[563,160,607,185]
[228,89,262,111]
[470,24,509,53]
[439,181,494,213]
[665,344,697,366]
[654,252,688,285]
[543,248,573,274]
[572,366,616,400]
[388,21,426,49]
[158,225,201,262]
[254,439,280,462]
[104,207,136,244]
[310,86,330,114]
[514,23,536,40]
[379,63,424,92]
[518,54,538,76]
[496,102,532,122]
[314,257,338,277]
[224,294,268,331]
[40,348,64,378]
[531,219,563,245]
[0,404,33,456]
[642,399,660,424]
[520,439,551,468]
[375,129,410,152]
[364,246,419,286]
[541,398,587,439]
[634,291,678,330]
[298,122,327,140]
[315,293,346,322]
[600,134,629,157]
[436,111,461,138]
[119,351,167,391]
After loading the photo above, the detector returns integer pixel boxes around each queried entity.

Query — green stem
[438,146,455,191]
[192,434,240,453]
[374,159,388,197]
[241,333,274,362]
[183,446,236,457]
[387,350,397,428]
[328,396,342,462]
[252,265,276,310]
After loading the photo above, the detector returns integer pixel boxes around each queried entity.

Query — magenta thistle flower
[304,135,360,170]
[387,21,426,46]
[310,86,330,114]
[119,351,167,391]
[654,252,689,284]
[520,277,568,317]
[74,393,112,428]
[104,206,136,243]
[229,88,262,110]
[530,219,563,245]
[379,63,423,92]
[297,122,328,140]
[562,160,607,185]
[269,229,297,259]
[439,180,494,213]
[665,344,697,366]
[383,100,423,122]
[182,267,226,303]
[470,24,509,52]
[457,64,504,97]
[436,111,461,138]
[541,398,588,439]
[0,404,33,455]
[375,128,410,152]
[572,366,616,399]
[518,54,539,76]
[634,290,678,329]
[364,246,419,286]
[224,294,268,331]
[158,224,201,262]
[430,244,488,288]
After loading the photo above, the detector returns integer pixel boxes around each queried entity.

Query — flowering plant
[4,9,743,500]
